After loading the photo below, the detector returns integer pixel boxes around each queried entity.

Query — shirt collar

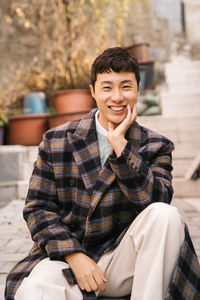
[95,110,108,137]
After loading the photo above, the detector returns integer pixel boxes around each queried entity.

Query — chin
[110,117,125,124]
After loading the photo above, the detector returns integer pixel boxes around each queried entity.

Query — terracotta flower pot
[0,126,4,145]
[7,114,48,146]
[48,111,90,129]
[52,89,95,114]
[126,43,150,63]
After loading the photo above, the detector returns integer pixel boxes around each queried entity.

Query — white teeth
[110,106,125,111]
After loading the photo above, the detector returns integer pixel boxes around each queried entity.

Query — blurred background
[0,0,200,121]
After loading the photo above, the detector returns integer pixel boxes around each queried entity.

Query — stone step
[138,116,200,143]
[161,100,200,118]
[0,146,26,181]
[165,70,200,84]
[185,152,200,180]
[161,92,200,104]
[172,158,194,178]
[173,143,200,159]
[0,284,5,300]
[165,60,200,73]
[160,92,200,117]
[173,178,200,198]
[0,146,37,182]
[0,180,29,204]
[138,115,200,131]
[167,82,200,93]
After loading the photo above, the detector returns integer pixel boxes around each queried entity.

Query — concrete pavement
[0,198,200,300]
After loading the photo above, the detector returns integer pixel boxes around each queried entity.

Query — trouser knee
[146,202,184,229]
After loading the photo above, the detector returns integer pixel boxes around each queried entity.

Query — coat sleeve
[23,133,85,260]
[109,137,174,211]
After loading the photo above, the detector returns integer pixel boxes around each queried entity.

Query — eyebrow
[121,80,133,84]
[100,80,133,85]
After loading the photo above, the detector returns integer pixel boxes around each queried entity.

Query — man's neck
[95,110,108,137]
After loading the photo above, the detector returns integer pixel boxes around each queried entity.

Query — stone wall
[0,0,41,89]
[184,0,200,44]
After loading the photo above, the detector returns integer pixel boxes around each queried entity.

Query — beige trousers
[15,203,185,300]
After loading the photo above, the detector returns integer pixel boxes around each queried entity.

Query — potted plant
[1,0,132,131]
[48,89,95,128]
[48,110,92,129]
[125,43,150,63]
[126,43,156,94]
[7,113,49,146]
[0,111,8,145]
[7,92,49,146]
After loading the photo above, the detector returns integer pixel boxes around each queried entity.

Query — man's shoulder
[45,119,80,140]
[43,109,96,143]
[136,122,175,151]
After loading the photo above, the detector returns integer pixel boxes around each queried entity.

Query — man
[5,47,200,300]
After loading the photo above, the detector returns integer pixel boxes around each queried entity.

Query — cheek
[95,101,107,113]
[127,94,138,106]
[95,96,108,107]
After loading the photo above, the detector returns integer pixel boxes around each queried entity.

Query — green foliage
[0,111,8,127]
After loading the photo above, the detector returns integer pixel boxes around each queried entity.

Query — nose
[111,88,123,102]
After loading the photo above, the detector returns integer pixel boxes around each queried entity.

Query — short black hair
[91,47,140,89]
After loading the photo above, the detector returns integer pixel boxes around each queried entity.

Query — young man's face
[90,71,140,130]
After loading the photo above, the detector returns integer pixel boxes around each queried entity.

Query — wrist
[109,137,127,157]
[65,252,83,263]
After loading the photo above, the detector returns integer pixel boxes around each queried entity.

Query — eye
[102,86,111,91]
[122,85,132,89]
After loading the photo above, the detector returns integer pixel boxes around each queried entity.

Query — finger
[121,104,132,128]
[131,104,137,123]
[126,105,133,126]
[116,105,130,130]
[99,281,106,291]
[97,268,107,282]
[88,275,99,291]
[96,277,106,291]
[84,281,92,292]
[124,104,131,121]
[93,272,106,291]
[77,279,85,291]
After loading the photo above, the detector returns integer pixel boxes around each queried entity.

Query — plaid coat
[5,109,200,299]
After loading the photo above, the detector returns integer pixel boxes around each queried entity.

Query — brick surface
[0,198,199,300]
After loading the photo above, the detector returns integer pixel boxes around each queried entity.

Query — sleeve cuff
[46,238,85,260]
[109,141,142,174]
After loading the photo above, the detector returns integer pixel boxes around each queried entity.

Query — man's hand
[65,252,107,292]
[107,104,137,157]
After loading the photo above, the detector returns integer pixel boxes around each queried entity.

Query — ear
[89,84,95,99]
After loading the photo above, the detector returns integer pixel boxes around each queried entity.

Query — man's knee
[129,202,184,238]
[146,202,183,227]
[15,259,68,297]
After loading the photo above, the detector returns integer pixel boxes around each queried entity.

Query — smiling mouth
[109,106,126,112]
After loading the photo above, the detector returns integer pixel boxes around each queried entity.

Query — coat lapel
[67,109,102,198]
[88,158,116,217]
[87,120,142,217]
[68,109,142,217]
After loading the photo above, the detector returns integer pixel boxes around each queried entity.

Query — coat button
[69,178,76,187]
[117,219,121,226]
[70,223,75,229]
